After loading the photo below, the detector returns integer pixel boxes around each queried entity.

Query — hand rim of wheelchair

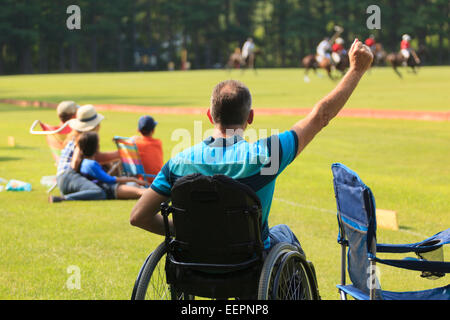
[131,241,320,300]
[257,242,320,300]
[271,251,314,300]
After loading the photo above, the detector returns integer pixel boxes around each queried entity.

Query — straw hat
[69,104,104,132]
[57,101,79,116]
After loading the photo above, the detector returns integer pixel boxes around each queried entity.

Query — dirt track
[1,99,449,121]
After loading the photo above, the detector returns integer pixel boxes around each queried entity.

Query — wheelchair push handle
[160,202,173,245]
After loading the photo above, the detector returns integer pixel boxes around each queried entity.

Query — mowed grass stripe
[0,67,449,111]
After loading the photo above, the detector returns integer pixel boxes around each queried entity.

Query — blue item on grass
[6,179,32,192]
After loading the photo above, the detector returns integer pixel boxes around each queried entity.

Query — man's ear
[247,109,254,125]
[207,109,214,124]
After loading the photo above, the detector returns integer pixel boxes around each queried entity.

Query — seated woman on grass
[51,104,120,203]
[76,131,147,200]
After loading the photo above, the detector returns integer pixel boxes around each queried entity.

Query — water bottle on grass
[6,179,32,192]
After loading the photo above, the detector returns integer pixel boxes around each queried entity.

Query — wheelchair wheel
[258,242,319,300]
[132,242,193,300]
[272,251,314,299]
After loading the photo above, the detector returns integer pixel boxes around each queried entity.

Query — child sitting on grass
[76,131,147,200]
[132,115,163,182]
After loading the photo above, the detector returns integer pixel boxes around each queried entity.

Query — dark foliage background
[0,0,448,74]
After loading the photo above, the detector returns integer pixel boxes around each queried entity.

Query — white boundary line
[274,197,427,239]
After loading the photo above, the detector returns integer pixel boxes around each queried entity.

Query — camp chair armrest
[377,228,449,254]
[29,120,70,135]
[376,243,421,254]
[373,256,450,274]
[29,120,42,134]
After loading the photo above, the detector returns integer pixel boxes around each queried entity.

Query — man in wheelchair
[130,39,373,299]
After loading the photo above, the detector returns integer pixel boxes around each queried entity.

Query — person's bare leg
[116,184,145,199]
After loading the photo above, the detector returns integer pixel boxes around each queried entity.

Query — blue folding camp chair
[331,163,450,300]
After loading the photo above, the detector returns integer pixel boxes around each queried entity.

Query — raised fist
[349,39,374,73]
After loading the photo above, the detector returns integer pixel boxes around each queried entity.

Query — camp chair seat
[113,136,156,183]
[337,284,450,301]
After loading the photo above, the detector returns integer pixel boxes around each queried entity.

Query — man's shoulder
[169,141,203,163]
[254,130,296,144]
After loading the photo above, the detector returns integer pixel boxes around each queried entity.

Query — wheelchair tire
[272,251,314,299]
[258,242,319,300]
[132,242,193,300]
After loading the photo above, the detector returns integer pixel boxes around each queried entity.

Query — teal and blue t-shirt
[151,130,298,248]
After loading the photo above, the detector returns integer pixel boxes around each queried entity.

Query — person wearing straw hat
[49,104,120,203]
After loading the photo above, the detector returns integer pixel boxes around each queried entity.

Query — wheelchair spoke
[134,243,196,300]
[150,260,168,299]
[275,252,312,300]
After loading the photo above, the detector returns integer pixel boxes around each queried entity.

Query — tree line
[0,0,448,75]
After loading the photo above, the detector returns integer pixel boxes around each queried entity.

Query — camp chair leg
[369,260,377,300]
[107,160,122,176]
[339,242,348,300]
[337,214,348,301]
[47,182,57,194]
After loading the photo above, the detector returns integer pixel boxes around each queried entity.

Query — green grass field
[1,66,449,111]
[0,67,449,300]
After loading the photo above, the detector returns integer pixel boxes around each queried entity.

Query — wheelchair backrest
[169,173,264,265]
[332,163,381,298]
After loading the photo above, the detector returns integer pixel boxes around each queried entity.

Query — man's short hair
[138,115,157,136]
[210,80,252,126]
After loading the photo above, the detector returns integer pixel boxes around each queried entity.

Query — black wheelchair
[131,174,320,300]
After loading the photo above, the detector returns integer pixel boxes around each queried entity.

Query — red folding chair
[29,120,71,192]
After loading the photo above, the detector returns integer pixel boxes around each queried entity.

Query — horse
[302,54,330,81]
[227,48,245,69]
[334,53,349,76]
[386,51,420,78]
[371,43,387,66]
[302,53,349,81]
[226,48,261,74]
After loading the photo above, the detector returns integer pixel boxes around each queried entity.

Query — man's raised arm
[292,39,374,156]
